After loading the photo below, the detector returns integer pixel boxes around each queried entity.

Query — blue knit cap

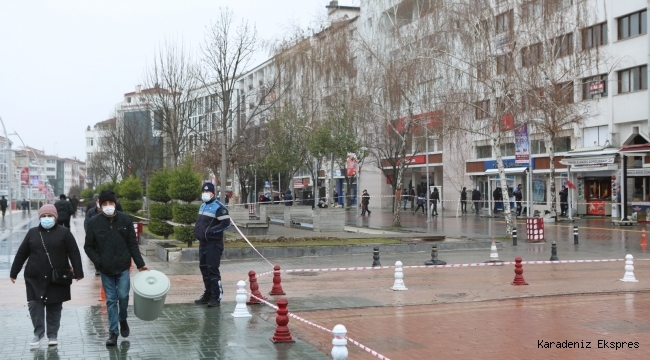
[202,182,215,194]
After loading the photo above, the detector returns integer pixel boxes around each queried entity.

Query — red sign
[589,81,605,95]
[396,155,426,166]
[293,179,304,188]
[587,200,606,216]
[501,114,514,131]
[346,153,358,176]
[20,168,29,185]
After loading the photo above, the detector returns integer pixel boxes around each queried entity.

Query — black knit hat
[98,190,117,206]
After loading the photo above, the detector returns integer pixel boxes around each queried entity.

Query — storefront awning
[485,167,528,175]
[619,143,650,155]
[560,155,616,166]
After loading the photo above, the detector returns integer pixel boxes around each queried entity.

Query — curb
[177,240,501,262]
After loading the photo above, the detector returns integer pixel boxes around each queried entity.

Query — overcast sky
[0,0,358,161]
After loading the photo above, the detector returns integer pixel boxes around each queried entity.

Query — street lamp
[357,147,368,217]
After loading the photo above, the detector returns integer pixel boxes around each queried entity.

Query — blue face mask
[40,217,55,229]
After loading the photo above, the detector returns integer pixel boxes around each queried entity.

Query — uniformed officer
[193,182,231,307]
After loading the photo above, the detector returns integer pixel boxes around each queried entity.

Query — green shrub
[172,204,200,225]
[148,169,172,203]
[148,219,174,239]
[168,161,201,203]
[118,175,143,201]
[121,200,143,215]
[81,188,95,201]
[149,203,173,220]
[174,225,196,247]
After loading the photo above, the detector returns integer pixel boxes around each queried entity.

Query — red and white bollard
[331,324,348,360]
[247,270,266,305]
[269,265,286,295]
[270,298,294,343]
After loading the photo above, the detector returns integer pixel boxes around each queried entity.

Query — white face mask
[103,205,116,216]
[202,193,213,202]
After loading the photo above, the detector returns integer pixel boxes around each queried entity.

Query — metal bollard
[550,241,559,261]
[512,227,518,246]
[372,247,381,267]
[573,226,578,245]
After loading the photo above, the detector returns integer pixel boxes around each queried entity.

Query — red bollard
[269,265,286,295]
[247,270,267,305]
[270,298,295,343]
[511,257,528,285]
[642,228,647,247]
[98,285,106,301]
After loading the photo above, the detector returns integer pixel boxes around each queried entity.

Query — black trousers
[57,219,71,228]
[516,201,522,216]
[414,204,426,213]
[461,201,467,213]
[28,300,63,339]
[199,240,224,298]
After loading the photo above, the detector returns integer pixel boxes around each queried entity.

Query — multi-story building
[86,117,117,187]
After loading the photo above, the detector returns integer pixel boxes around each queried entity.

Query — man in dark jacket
[84,190,149,346]
[284,189,293,206]
[70,195,79,218]
[54,195,74,228]
[84,194,100,232]
[361,190,371,215]
[493,188,502,213]
[514,184,523,216]
[0,195,7,218]
[472,187,481,213]
[559,185,569,216]
[460,187,467,214]
[194,182,231,308]
[431,188,440,216]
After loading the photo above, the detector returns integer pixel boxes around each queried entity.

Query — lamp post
[357,147,368,217]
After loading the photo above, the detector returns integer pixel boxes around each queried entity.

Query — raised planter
[312,208,345,232]
[150,240,182,262]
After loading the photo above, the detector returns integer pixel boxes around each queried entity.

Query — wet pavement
[2,214,650,358]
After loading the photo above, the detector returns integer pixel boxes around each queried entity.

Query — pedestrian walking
[85,195,97,215]
[193,182,231,308]
[472,187,481,213]
[414,193,426,214]
[514,184,523,216]
[84,190,149,346]
[361,189,371,215]
[225,193,230,207]
[431,188,440,216]
[70,195,79,218]
[559,185,568,217]
[22,198,29,213]
[1,195,7,218]
[84,195,102,277]
[460,187,467,214]
[284,189,293,206]
[493,187,502,213]
[54,195,74,228]
[10,204,84,347]
[409,188,415,209]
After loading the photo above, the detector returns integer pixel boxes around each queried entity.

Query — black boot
[194,293,210,305]
[207,294,220,307]
[106,333,118,346]
[120,320,130,338]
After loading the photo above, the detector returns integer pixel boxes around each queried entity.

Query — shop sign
[396,155,426,166]
[589,81,605,95]
[560,156,615,165]
[31,175,39,188]
[514,124,530,164]
[293,179,304,188]
[627,169,650,176]
[483,159,520,171]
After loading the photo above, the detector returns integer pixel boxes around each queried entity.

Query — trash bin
[133,222,143,244]
[132,270,170,321]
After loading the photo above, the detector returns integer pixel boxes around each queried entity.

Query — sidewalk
[2,217,650,358]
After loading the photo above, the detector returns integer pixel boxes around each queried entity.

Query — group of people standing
[400,187,440,216]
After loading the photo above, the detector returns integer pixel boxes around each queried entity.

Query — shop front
[560,148,619,217]
[466,158,529,214]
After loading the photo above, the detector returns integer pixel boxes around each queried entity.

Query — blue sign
[483,159,527,171]
[264,181,270,187]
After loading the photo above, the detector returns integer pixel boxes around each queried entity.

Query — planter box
[312,208,345,232]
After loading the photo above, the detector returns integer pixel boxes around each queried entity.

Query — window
[618,10,647,40]
[546,0,572,12]
[583,74,608,100]
[531,139,546,154]
[582,23,608,49]
[46,167,56,172]
[496,10,513,34]
[553,81,574,104]
[126,97,131,103]
[522,43,542,67]
[496,53,512,75]
[618,65,648,93]
[522,0,542,21]
[476,61,488,81]
[555,137,571,152]
[476,145,492,158]
[553,33,573,58]
[475,99,490,119]
[583,125,610,147]
[500,143,515,156]
[86,137,93,146]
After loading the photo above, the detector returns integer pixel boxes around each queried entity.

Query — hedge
[148,219,174,239]
[174,225,196,246]
[149,203,173,221]
[121,200,143,215]
[172,204,200,225]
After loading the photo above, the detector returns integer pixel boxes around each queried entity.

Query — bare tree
[200,8,282,195]
[142,41,202,168]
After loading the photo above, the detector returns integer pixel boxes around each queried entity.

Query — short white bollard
[232,280,252,318]
[620,254,639,283]
[391,261,408,291]
[331,324,348,360]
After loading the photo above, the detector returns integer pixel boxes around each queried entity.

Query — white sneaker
[48,338,58,346]
[30,335,44,346]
